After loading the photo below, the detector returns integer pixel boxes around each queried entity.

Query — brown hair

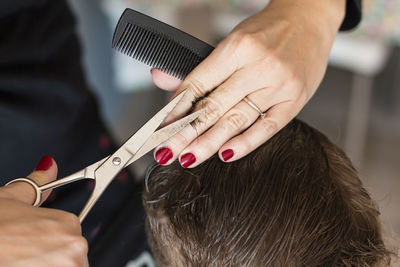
[143,119,392,266]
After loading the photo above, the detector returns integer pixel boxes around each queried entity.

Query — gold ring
[243,96,265,119]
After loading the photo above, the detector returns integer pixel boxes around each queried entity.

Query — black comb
[112,8,215,79]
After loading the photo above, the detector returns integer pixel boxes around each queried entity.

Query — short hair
[143,119,392,266]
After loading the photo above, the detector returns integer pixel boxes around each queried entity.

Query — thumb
[150,68,183,92]
[1,155,58,205]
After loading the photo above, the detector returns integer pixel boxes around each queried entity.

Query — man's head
[143,119,391,266]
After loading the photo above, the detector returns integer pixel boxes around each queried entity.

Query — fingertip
[179,152,197,168]
[151,68,182,92]
[29,155,58,185]
[154,146,174,165]
[35,155,54,171]
[220,148,235,162]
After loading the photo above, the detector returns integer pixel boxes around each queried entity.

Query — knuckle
[288,71,305,89]
[190,118,205,135]
[69,236,89,254]
[225,30,246,49]
[187,77,207,99]
[55,211,81,233]
[62,212,81,227]
[260,119,279,138]
[275,70,304,97]
[231,30,259,50]
[170,131,191,149]
[258,51,283,74]
[226,30,265,63]
[225,111,249,131]
[62,255,83,267]
[197,97,222,123]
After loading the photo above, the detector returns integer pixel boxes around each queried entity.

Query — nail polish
[35,155,53,171]
[221,149,234,161]
[155,147,173,165]
[180,153,196,168]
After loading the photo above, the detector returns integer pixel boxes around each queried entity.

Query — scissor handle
[6,176,99,223]
[5,170,91,208]
[5,178,42,206]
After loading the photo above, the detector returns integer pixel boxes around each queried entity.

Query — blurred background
[67,0,400,240]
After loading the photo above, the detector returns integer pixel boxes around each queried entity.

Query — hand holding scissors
[6,90,204,222]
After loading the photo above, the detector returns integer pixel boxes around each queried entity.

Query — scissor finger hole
[5,178,42,206]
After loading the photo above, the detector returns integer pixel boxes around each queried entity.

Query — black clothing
[0,1,150,266]
[0,0,361,266]
[340,0,362,31]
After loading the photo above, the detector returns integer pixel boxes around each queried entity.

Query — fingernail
[155,147,173,165]
[180,153,196,168]
[35,155,53,171]
[221,149,234,161]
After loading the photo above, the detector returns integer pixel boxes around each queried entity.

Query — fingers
[178,100,261,167]
[154,70,280,165]
[154,76,289,165]
[155,91,301,168]
[1,155,57,205]
[219,101,300,161]
[154,87,274,167]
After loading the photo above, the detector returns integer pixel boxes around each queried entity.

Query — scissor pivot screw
[112,157,121,166]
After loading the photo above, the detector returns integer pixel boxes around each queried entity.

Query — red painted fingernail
[35,155,53,171]
[155,147,173,165]
[180,153,196,168]
[221,149,234,161]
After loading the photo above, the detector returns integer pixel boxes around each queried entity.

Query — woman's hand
[151,0,345,167]
[0,156,89,267]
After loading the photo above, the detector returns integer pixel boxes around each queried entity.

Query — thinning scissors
[6,90,203,222]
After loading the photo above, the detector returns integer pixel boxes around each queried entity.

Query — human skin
[151,0,346,168]
[0,157,89,267]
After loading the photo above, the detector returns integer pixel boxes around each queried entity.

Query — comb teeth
[113,23,204,79]
[112,9,214,80]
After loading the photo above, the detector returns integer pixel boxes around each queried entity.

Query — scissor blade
[121,89,188,157]
[126,108,205,166]
[78,90,196,180]
[79,90,189,222]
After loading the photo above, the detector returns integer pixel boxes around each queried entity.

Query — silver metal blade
[126,108,205,165]
[78,89,189,222]
[121,89,188,157]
